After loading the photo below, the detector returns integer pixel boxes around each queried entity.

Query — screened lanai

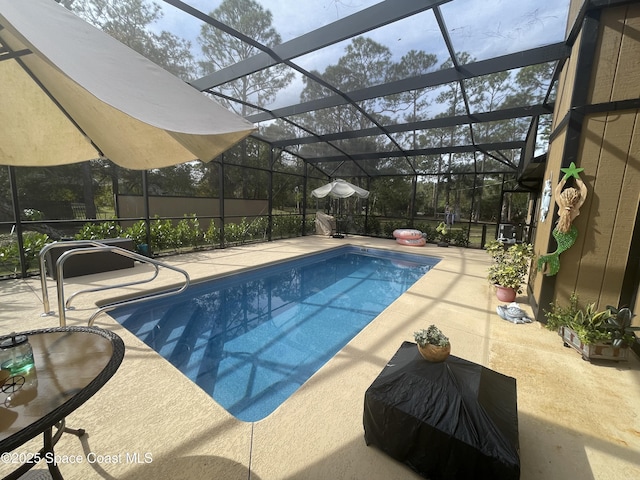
[0,0,585,278]
[1,2,640,478]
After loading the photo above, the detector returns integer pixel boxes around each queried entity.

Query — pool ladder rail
[39,241,190,327]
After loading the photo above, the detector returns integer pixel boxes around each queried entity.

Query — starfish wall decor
[537,162,588,276]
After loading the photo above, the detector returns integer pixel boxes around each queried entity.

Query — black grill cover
[363,342,520,479]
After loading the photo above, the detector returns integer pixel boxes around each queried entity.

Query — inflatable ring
[393,229,423,240]
[396,237,426,247]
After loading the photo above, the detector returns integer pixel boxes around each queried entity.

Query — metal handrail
[56,246,190,327]
[40,240,116,315]
[64,262,161,310]
[38,241,190,327]
[85,273,189,327]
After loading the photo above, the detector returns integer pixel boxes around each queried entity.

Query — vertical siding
[555,31,581,122]
[575,4,640,308]
[571,112,638,307]
[532,1,640,315]
[567,0,584,34]
[610,6,640,102]
[589,7,628,104]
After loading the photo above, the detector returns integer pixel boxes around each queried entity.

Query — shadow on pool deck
[1,236,639,480]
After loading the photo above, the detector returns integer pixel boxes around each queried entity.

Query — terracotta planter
[495,285,516,303]
[417,343,451,362]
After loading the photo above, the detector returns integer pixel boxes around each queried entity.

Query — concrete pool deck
[1,235,639,479]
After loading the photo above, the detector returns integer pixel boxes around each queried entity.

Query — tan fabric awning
[0,0,256,170]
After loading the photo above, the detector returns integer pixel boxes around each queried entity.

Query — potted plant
[485,240,534,302]
[436,222,450,247]
[544,293,638,361]
[414,325,451,362]
[605,306,639,348]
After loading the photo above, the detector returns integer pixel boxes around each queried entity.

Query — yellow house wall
[532,3,640,314]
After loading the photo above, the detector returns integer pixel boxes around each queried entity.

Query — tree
[430,54,469,212]
[504,62,556,151]
[198,0,294,200]
[388,50,438,149]
[370,177,413,218]
[300,37,396,131]
[198,0,294,116]
[62,0,195,80]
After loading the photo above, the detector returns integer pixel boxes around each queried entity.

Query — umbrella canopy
[311,179,369,199]
[364,342,520,479]
[0,0,256,170]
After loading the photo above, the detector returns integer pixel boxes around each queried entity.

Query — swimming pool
[110,246,439,421]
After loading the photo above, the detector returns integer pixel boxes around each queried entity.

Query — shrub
[175,215,203,248]
[124,220,147,247]
[150,217,177,251]
[23,232,50,270]
[0,232,50,274]
[486,240,534,292]
[450,227,470,247]
[272,215,302,238]
[204,221,220,246]
[544,292,580,332]
[22,208,45,221]
[245,217,268,241]
[224,221,246,244]
[364,216,381,236]
[75,221,122,240]
[0,240,20,274]
[383,220,407,238]
[304,217,316,234]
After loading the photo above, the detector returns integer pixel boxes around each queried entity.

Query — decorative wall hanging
[537,162,587,276]
[539,173,552,222]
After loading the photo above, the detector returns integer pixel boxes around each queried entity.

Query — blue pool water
[110,246,438,421]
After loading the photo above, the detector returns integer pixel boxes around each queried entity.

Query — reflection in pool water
[111,247,438,421]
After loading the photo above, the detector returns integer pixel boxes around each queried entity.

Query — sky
[152,0,571,108]
[155,0,571,59]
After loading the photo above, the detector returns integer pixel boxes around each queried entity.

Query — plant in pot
[436,222,450,247]
[485,240,534,302]
[414,325,451,362]
[605,306,639,348]
[545,293,638,361]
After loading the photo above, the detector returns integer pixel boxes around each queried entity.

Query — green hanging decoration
[537,162,587,276]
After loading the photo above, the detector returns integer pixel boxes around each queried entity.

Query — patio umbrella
[0,0,256,170]
[311,179,370,199]
[311,179,369,233]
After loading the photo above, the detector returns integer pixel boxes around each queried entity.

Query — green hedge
[0,232,50,275]
[1,214,470,277]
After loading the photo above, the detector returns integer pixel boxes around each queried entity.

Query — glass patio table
[0,326,125,480]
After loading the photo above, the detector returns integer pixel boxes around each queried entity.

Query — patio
[1,236,639,479]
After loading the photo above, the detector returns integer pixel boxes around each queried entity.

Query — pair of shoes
[497,302,533,324]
